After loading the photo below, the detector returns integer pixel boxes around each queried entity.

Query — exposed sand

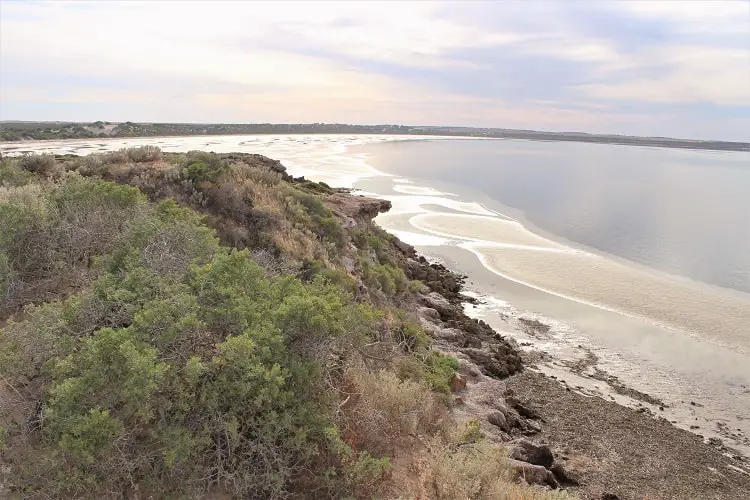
[471,243,750,353]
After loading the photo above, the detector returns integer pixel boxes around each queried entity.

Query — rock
[417,306,441,322]
[325,194,391,227]
[508,459,559,489]
[507,397,543,421]
[450,373,467,392]
[550,461,579,486]
[433,326,463,341]
[422,292,452,317]
[342,256,356,273]
[462,348,520,379]
[419,318,438,335]
[521,419,542,435]
[601,494,620,500]
[510,439,554,467]
[394,239,416,257]
[453,396,465,405]
[487,411,509,430]
[461,336,482,348]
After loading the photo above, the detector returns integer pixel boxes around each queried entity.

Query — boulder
[507,396,543,421]
[487,411,509,431]
[508,459,560,489]
[450,373,467,392]
[549,461,579,486]
[433,327,463,341]
[419,318,438,335]
[462,348,517,379]
[510,439,554,468]
[422,292,452,317]
[417,306,441,322]
[520,419,542,435]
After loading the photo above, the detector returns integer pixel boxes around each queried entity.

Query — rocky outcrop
[508,459,560,488]
[329,193,581,492]
[406,257,462,300]
[325,193,392,228]
[510,439,554,468]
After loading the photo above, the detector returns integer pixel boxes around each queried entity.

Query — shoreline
[412,244,750,457]
[3,142,749,498]
[381,221,750,499]
[344,143,750,461]
[2,130,749,153]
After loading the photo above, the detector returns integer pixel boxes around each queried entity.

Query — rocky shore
[3,148,748,499]
[340,193,750,500]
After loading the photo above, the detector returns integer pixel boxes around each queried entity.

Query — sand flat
[411,212,569,250]
[470,244,750,352]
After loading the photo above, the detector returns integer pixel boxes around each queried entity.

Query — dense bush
[0,175,150,316]
[183,150,228,183]
[0,157,34,186]
[0,175,396,497]
[125,145,162,163]
[362,261,409,297]
[0,152,570,500]
[19,153,57,175]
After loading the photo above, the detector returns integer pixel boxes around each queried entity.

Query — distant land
[1,120,748,152]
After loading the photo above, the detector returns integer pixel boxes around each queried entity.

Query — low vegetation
[0,148,574,498]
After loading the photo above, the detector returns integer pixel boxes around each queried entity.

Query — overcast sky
[1,0,748,140]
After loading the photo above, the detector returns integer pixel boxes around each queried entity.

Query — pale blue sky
[1,0,748,140]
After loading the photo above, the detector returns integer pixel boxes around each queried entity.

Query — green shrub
[125,145,162,163]
[19,154,57,175]
[182,151,227,183]
[423,352,460,393]
[100,149,130,164]
[0,158,34,186]
[362,261,408,297]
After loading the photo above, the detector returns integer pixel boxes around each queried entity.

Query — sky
[1,0,748,140]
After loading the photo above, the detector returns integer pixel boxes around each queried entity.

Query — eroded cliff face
[324,185,750,500]
[325,191,523,377]
[317,189,589,489]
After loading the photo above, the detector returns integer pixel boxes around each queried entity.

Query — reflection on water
[361,139,750,295]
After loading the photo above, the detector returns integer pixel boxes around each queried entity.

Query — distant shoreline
[1,121,748,152]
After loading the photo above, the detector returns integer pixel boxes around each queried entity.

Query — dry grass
[424,440,579,500]
[339,367,450,456]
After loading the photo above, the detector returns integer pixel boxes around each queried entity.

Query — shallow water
[349,141,750,458]
[364,140,750,293]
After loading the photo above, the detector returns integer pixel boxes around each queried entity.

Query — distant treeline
[1,121,747,152]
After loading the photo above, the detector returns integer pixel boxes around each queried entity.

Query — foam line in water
[392,185,457,197]
[386,230,453,246]
[409,213,581,253]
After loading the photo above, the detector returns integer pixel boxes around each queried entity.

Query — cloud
[577,46,750,106]
[0,0,748,140]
